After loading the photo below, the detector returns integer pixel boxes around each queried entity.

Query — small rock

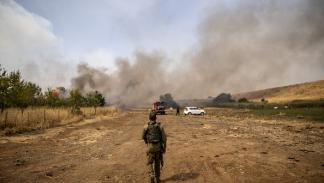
[288,156,300,162]
[242,147,247,151]
[297,115,304,119]
[214,155,220,157]
[45,171,53,177]
[299,149,315,153]
[15,159,25,166]
[261,151,268,154]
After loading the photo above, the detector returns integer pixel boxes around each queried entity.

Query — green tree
[85,91,105,115]
[213,93,235,103]
[0,66,9,112]
[0,66,107,113]
[238,98,249,103]
[69,89,84,115]
[0,69,41,113]
[261,98,268,103]
[19,82,42,111]
[1,66,42,112]
[45,89,64,107]
[94,91,105,107]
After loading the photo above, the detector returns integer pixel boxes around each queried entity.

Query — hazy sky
[15,0,208,62]
[1,0,218,87]
[1,0,323,102]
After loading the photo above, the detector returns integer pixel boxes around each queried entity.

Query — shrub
[238,98,249,103]
[213,93,235,103]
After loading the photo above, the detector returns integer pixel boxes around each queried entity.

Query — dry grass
[267,80,324,102]
[0,107,120,135]
[234,80,324,102]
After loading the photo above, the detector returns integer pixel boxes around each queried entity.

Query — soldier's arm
[160,125,167,152]
[142,125,148,144]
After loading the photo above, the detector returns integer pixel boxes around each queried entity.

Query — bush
[213,93,235,103]
[238,98,249,103]
[261,98,268,103]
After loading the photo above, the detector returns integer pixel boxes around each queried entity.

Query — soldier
[176,106,180,116]
[142,111,167,183]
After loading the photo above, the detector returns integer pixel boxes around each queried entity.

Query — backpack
[146,122,162,143]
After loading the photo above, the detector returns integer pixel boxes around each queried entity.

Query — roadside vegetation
[208,93,324,122]
[0,107,119,135]
[251,107,324,121]
[0,65,115,135]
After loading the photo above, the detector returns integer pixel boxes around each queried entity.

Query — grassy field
[251,107,324,121]
[206,99,324,122]
[0,107,120,135]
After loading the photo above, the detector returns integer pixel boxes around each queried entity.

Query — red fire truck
[152,101,166,115]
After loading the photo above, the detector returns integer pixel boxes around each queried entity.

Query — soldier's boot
[154,177,160,183]
[150,176,155,183]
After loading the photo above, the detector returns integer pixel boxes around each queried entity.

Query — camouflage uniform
[142,113,167,183]
[176,107,180,116]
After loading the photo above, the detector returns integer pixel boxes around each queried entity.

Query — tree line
[0,66,105,113]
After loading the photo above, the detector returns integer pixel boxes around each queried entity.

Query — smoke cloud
[72,0,324,106]
[0,0,74,89]
[72,52,169,106]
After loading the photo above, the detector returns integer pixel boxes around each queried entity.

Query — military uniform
[142,119,167,183]
[176,107,180,116]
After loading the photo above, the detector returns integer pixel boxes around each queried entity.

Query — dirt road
[0,108,323,183]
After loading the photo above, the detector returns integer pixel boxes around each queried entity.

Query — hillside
[233,80,324,102]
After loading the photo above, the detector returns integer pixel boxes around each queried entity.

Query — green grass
[289,99,324,108]
[211,99,324,109]
[251,108,324,121]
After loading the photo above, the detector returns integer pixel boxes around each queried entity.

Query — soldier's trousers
[147,151,162,180]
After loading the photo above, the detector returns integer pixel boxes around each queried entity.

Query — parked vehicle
[184,107,205,115]
[153,101,166,115]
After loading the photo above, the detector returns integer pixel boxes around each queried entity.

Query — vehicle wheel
[188,112,192,115]
[200,112,204,115]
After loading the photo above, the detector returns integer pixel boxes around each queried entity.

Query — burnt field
[0,108,323,183]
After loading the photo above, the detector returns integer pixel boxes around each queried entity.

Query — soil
[0,108,323,183]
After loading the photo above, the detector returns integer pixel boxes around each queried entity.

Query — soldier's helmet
[149,111,157,121]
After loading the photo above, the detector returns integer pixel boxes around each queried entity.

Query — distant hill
[233,80,324,102]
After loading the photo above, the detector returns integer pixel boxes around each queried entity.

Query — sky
[0,0,212,87]
[1,0,324,104]
[15,0,205,62]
